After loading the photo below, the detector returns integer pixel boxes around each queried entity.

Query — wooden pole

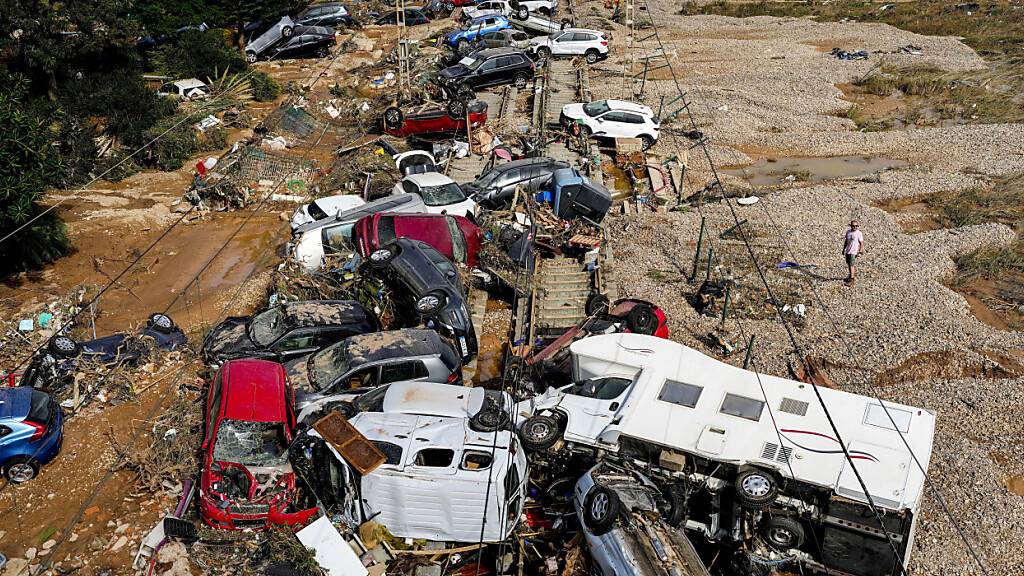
[743,335,755,369]
[690,216,705,281]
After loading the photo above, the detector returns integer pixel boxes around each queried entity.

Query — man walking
[843,220,864,284]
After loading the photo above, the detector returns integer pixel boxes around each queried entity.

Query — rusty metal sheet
[313,412,386,475]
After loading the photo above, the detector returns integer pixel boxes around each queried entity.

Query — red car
[382,99,488,137]
[199,359,317,530]
[527,298,669,366]
[354,212,482,267]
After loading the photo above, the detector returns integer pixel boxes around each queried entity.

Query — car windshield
[308,341,350,392]
[583,100,610,117]
[307,201,329,221]
[446,216,468,263]
[249,307,287,347]
[322,222,355,252]
[419,182,467,207]
[213,420,288,467]
[354,384,391,412]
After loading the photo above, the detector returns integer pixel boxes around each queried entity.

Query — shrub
[250,71,282,102]
[144,115,200,171]
[151,29,247,81]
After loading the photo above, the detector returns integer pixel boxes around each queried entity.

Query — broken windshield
[419,182,467,207]
[249,307,287,347]
[213,420,288,467]
[583,100,610,117]
[309,341,350,391]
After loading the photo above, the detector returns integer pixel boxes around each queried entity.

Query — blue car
[0,387,63,483]
[444,15,510,49]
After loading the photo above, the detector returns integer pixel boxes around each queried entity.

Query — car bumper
[31,408,64,467]
[200,497,318,530]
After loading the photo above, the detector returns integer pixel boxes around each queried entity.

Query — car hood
[204,318,255,360]
[439,64,470,80]
[561,102,586,120]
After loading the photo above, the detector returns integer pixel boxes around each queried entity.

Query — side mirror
[609,402,619,411]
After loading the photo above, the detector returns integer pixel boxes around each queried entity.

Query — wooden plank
[314,412,386,475]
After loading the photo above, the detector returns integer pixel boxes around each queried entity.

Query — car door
[379,360,429,384]
[479,31,500,48]
[333,365,381,393]
[552,31,575,55]
[619,112,646,138]
[271,327,321,361]
[557,376,633,444]
[471,57,501,88]
[594,111,626,138]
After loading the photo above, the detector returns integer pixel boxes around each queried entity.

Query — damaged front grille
[232,503,270,515]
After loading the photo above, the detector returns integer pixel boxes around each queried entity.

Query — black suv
[272,25,337,59]
[463,157,570,209]
[365,238,478,362]
[437,47,535,92]
[203,300,380,364]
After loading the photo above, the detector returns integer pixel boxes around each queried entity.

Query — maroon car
[354,212,482,268]
[382,99,488,137]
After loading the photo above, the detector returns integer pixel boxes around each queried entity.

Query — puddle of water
[720,155,909,187]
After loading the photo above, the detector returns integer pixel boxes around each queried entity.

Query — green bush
[250,71,282,102]
[144,115,200,171]
[151,29,247,81]
[61,70,178,148]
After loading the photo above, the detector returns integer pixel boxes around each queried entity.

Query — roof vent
[779,397,809,416]
[761,442,792,464]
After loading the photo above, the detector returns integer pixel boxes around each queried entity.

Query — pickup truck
[462,0,557,21]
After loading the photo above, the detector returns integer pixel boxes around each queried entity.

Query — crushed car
[202,300,380,365]
[517,332,936,576]
[21,313,186,391]
[291,380,526,542]
[286,328,463,415]
[199,359,319,530]
[364,238,479,362]
[392,165,479,218]
[382,99,488,138]
[444,15,511,51]
[290,194,366,232]
[353,212,482,268]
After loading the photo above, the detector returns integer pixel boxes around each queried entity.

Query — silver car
[574,462,710,576]
[245,16,297,62]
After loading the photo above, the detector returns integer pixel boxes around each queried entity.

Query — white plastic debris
[296,517,368,576]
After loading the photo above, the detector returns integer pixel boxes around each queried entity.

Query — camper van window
[461,451,494,470]
[415,448,455,467]
[720,393,765,421]
[864,403,913,433]
[657,379,703,408]
[566,377,631,400]
[373,440,404,466]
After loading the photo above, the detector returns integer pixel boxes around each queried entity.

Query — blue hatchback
[0,387,63,483]
[444,15,510,48]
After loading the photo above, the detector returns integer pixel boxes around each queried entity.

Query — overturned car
[518,333,936,576]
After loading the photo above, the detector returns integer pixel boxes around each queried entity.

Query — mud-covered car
[21,313,186,391]
[284,329,462,412]
[575,462,710,576]
[199,359,318,530]
[202,300,379,365]
[364,238,478,362]
[353,212,482,268]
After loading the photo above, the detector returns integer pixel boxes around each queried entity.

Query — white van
[293,381,527,543]
[516,333,936,576]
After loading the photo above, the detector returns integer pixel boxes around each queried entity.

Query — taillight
[600,41,608,46]
[26,421,46,441]
[447,371,460,384]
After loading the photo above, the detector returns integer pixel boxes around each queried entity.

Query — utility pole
[619,0,636,99]
[396,0,411,91]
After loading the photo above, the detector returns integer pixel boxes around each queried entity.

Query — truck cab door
[557,376,633,444]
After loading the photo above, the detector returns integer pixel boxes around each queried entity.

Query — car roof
[475,47,525,58]
[282,300,369,328]
[381,381,485,417]
[405,172,457,186]
[561,28,603,35]
[604,99,653,116]
[343,329,449,365]
[220,359,288,423]
[0,387,34,420]
[173,78,206,89]
[469,14,506,24]
[491,156,565,172]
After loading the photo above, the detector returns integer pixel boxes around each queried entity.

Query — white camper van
[516,333,936,576]
[293,381,527,543]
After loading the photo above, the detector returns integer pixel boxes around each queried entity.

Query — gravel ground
[585,4,1024,574]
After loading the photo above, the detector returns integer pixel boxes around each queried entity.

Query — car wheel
[515,6,529,20]
[763,516,806,550]
[368,247,397,268]
[246,51,258,63]
[519,414,560,451]
[539,7,550,15]
[147,312,176,335]
[625,304,658,335]
[513,73,528,89]
[383,107,404,130]
[4,457,39,484]
[735,469,779,510]
[318,45,330,58]
[537,46,551,59]
[583,485,621,535]
[659,484,687,527]
[282,25,294,38]
[325,400,356,419]
[48,335,81,358]
[445,1,454,10]
[639,134,655,151]
[579,124,592,137]
[414,292,446,315]
[469,407,510,432]
[585,293,610,317]
[585,49,599,64]
[446,98,467,119]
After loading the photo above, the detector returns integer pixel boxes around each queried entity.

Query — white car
[290,194,366,231]
[391,172,478,218]
[464,0,556,20]
[560,99,660,150]
[528,28,608,64]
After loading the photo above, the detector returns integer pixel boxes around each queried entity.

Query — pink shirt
[844,229,864,255]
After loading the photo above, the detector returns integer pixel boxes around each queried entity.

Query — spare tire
[446,97,468,119]
[763,516,806,550]
[519,414,560,452]
[325,401,356,419]
[48,335,81,358]
[583,485,620,535]
[383,107,404,130]
[514,5,529,20]
[735,469,778,510]
[585,293,610,317]
[147,312,176,334]
[470,407,510,432]
[625,304,658,335]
